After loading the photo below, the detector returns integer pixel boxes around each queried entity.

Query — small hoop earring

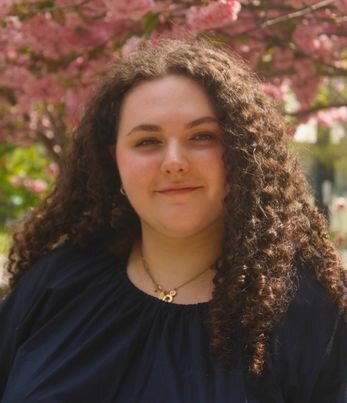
[120,186,126,196]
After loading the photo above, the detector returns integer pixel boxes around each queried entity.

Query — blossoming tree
[0,0,347,161]
[0,0,346,162]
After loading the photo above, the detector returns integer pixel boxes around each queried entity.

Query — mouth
[157,186,202,195]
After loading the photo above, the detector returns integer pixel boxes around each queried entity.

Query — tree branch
[260,0,335,29]
[288,102,347,118]
[228,0,336,37]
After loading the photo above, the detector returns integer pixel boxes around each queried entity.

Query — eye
[191,132,217,142]
[135,137,161,147]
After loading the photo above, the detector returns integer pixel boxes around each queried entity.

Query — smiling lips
[157,186,202,195]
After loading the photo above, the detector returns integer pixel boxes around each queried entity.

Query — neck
[134,223,223,287]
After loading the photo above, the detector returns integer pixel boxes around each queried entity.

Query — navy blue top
[0,245,346,402]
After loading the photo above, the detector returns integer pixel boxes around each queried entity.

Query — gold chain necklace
[141,250,214,303]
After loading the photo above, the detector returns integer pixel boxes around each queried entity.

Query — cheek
[116,149,156,188]
[202,149,226,183]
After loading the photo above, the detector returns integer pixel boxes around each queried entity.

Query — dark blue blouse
[0,245,346,402]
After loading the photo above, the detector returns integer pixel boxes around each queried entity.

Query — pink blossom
[0,0,12,19]
[221,9,254,36]
[10,176,48,193]
[23,178,48,193]
[57,0,107,18]
[232,40,265,68]
[9,74,65,117]
[121,36,144,58]
[63,14,129,48]
[25,74,65,103]
[19,11,128,60]
[336,0,347,14]
[262,82,285,102]
[317,107,347,126]
[333,80,346,92]
[9,176,23,187]
[21,13,68,59]
[273,47,293,70]
[80,56,112,84]
[336,197,346,210]
[55,0,82,5]
[293,24,317,54]
[103,0,155,21]
[293,23,336,61]
[186,0,241,32]
[72,56,87,70]
[292,60,320,109]
[0,65,32,89]
[46,162,59,177]
[64,86,93,127]
[1,16,23,46]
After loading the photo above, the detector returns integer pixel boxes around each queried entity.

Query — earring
[120,186,126,196]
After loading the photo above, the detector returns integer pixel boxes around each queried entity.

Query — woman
[0,39,346,402]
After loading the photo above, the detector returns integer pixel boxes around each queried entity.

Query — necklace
[141,250,215,303]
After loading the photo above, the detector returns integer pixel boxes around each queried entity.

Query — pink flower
[293,22,336,61]
[273,47,293,70]
[292,60,320,109]
[186,0,241,32]
[0,0,12,19]
[121,36,144,58]
[262,82,284,102]
[336,197,346,210]
[10,176,48,193]
[317,107,347,126]
[46,163,59,177]
[231,40,265,68]
[336,0,347,14]
[27,74,64,103]
[10,176,23,187]
[293,24,317,54]
[23,178,48,193]
[103,0,155,20]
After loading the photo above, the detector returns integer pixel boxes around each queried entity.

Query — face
[114,74,227,239]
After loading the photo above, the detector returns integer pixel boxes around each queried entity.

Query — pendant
[159,289,177,303]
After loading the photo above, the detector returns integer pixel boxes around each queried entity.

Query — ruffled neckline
[115,254,211,312]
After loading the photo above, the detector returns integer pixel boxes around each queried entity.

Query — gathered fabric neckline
[115,254,212,312]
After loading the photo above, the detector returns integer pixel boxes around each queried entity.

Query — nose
[160,141,189,175]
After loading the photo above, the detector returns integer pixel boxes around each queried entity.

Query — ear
[108,145,116,162]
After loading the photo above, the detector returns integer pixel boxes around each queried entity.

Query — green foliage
[0,142,54,228]
[143,12,160,36]
[0,230,10,255]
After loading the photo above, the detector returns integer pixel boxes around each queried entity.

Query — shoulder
[1,244,125,340]
[247,265,347,401]
[288,264,337,310]
[281,263,346,348]
[2,244,124,321]
[15,243,121,292]
[271,265,346,396]
[273,264,344,350]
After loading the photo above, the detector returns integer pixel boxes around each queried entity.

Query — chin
[158,220,221,239]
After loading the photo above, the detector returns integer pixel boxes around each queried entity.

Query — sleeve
[309,310,347,403]
[0,247,72,397]
[246,267,347,403]
[273,268,347,403]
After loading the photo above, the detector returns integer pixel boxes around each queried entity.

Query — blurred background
[1,0,347,287]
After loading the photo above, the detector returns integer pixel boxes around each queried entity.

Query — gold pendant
[159,289,177,303]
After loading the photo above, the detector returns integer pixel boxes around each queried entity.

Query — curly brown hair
[6,39,346,376]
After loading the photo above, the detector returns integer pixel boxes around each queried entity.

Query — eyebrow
[126,116,219,136]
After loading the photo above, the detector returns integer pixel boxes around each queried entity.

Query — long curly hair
[6,39,346,375]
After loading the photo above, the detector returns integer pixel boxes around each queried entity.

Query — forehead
[118,74,217,125]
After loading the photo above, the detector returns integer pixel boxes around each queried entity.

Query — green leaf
[143,12,159,36]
